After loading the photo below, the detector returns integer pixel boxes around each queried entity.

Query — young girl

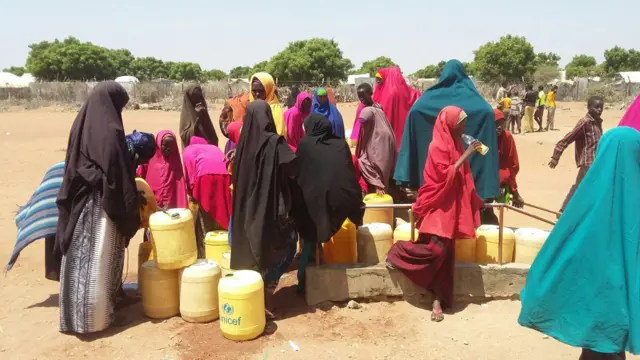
[386,106,483,322]
[138,130,188,240]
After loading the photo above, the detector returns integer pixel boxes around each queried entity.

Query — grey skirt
[59,191,126,334]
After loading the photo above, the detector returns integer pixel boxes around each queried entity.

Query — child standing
[138,130,188,240]
[499,92,513,119]
[549,96,604,214]
[546,85,558,131]
[508,92,522,134]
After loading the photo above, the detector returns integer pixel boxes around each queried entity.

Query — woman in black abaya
[294,114,364,291]
[230,100,299,311]
[56,81,141,334]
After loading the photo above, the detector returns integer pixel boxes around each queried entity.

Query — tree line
[3,35,640,84]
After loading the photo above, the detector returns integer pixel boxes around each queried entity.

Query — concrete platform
[305,262,530,306]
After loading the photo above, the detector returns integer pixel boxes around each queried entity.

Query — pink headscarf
[350,103,366,141]
[284,92,312,148]
[373,66,421,150]
[182,136,228,191]
[619,94,640,131]
[137,130,188,209]
[189,136,208,145]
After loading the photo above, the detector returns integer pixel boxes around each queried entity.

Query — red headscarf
[412,106,481,239]
[227,122,243,144]
[373,66,421,150]
[137,130,188,210]
[494,109,520,191]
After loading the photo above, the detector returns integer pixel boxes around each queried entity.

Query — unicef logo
[222,303,234,315]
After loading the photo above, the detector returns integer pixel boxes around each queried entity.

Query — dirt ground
[1,102,636,360]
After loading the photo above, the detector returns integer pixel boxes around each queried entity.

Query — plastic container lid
[150,208,192,228]
[205,231,229,244]
[181,259,221,277]
[363,193,393,203]
[219,270,264,296]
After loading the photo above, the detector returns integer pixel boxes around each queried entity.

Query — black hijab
[56,81,140,254]
[179,85,218,148]
[231,100,298,270]
[287,86,300,108]
[295,114,364,244]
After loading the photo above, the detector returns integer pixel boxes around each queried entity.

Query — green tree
[565,54,599,78]
[413,61,446,79]
[462,62,476,76]
[166,61,202,81]
[229,66,252,79]
[473,35,537,82]
[109,49,135,75]
[25,36,117,80]
[2,66,26,76]
[268,38,354,83]
[603,46,640,74]
[201,69,227,81]
[250,61,270,75]
[130,57,169,81]
[354,56,397,77]
[535,52,561,67]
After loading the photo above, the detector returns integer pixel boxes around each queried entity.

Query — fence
[1,78,638,111]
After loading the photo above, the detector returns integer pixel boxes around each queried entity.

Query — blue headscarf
[126,130,155,163]
[519,126,640,355]
[312,88,345,139]
[393,60,499,200]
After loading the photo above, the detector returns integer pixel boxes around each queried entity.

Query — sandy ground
[0,102,636,360]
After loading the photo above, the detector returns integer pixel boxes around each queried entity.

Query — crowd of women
[7,59,640,359]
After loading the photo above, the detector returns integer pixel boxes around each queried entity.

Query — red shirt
[498,130,519,191]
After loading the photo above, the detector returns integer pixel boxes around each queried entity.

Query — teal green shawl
[518,126,640,355]
[393,60,499,200]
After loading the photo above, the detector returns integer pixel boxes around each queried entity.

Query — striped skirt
[59,191,126,334]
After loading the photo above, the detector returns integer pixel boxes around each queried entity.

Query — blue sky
[1,0,638,74]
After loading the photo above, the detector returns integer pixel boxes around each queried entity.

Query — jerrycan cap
[160,206,181,220]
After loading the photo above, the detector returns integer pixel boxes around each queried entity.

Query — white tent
[115,75,140,83]
[0,72,34,88]
[115,75,140,94]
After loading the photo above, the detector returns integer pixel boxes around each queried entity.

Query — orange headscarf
[228,93,249,122]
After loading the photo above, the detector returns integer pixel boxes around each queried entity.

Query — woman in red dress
[386,106,483,322]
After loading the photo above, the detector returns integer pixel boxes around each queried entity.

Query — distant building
[617,72,640,84]
[347,73,370,85]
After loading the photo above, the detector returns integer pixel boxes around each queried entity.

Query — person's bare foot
[431,299,444,322]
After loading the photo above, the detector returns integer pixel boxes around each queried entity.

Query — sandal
[431,308,444,322]
[265,309,276,321]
